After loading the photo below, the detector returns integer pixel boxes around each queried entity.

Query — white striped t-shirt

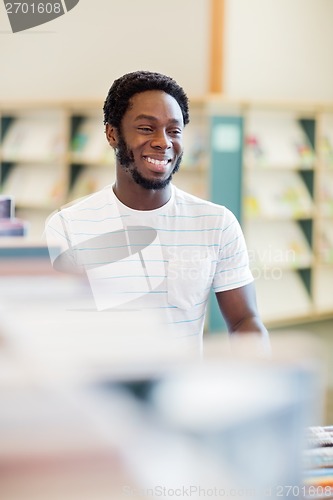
[45,184,253,353]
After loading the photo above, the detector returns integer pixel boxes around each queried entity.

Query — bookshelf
[207,99,333,329]
[1,99,333,328]
[67,107,116,203]
[174,103,209,199]
[0,106,68,237]
[313,112,333,315]
[0,102,209,233]
[241,107,317,326]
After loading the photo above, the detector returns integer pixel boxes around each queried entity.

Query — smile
[144,156,170,166]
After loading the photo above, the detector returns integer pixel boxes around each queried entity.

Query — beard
[115,133,182,190]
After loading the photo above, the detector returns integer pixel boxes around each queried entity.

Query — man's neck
[112,180,172,211]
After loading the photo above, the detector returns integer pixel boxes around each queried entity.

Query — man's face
[112,90,184,190]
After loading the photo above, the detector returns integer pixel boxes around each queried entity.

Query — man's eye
[170,129,182,136]
[138,127,152,133]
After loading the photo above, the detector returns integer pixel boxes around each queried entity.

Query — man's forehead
[128,90,183,117]
[122,93,184,128]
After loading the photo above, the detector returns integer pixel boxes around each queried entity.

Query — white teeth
[146,157,168,166]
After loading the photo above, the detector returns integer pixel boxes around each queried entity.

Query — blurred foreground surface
[0,247,327,500]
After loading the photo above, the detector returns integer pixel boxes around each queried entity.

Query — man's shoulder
[170,186,240,231]
[66,185,112,211]
[56,186,112,216]
[45,186,113,228]
[172,185,228,214]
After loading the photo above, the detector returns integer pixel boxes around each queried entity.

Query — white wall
[0,0,209,100]
[1,0,333,102]
[225,0,333,101]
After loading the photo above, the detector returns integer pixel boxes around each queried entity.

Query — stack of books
[0,196,27,236]
[303,426,333,499]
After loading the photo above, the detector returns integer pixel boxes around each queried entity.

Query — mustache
[115,134,182,190]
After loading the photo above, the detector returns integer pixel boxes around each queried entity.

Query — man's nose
[151,130,172,149]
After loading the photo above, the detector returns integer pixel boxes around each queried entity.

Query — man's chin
[131,170,173,190]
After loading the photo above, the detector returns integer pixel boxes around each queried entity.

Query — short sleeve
[212,209,253,292]
[45,210,78,272]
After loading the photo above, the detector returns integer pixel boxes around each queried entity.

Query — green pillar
[208,115,244,333]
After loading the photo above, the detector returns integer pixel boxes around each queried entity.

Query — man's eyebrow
[134,114,183,125]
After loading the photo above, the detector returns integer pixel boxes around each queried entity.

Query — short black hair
[103,70,190,128]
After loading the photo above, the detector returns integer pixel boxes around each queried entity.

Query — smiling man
[45,71,267,354]
[107,90,184,196]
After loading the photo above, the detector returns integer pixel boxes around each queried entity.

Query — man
[45,71,267,353]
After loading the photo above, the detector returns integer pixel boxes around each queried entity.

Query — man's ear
[105,123,119,148]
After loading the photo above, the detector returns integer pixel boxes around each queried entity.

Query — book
[318,171,333,217]
[245,220,313,270]
[314,266,333,312]
[244,170,313,219]
[69,165,115,200]
[2,164,66,208]
[244,110,315,170]
[0,218,27,237]
[319,114,333,169]
[318,221,333,264]
[181,119,208,170]
[2,116,65,162]
[71,117,115,164]
[254,270,312,322]
[173,171,207,199]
